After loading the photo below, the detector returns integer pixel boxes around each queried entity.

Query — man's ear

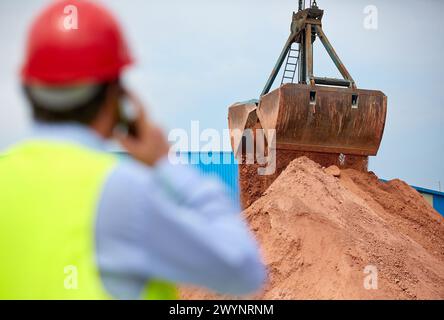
[91,82,121,138]
[98,82,121,132]
[105,82,121,115]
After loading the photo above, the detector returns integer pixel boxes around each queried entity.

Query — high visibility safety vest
[0,140,177,300]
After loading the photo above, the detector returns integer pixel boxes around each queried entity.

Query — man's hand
[115,92,170,167]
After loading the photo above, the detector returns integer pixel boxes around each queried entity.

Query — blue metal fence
[412,185,444,216]
[185,152,240,204]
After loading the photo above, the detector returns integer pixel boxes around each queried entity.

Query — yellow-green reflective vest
[0,140,177,300]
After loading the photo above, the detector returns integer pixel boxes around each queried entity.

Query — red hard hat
[21,0,133,85]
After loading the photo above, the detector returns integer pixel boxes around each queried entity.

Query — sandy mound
[182,157,444,299]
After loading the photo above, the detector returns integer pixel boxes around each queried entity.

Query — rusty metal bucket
[228,101,259,156]
[257,83,387,156]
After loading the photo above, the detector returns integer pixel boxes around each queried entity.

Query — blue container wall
[434,195,444,216]
[184,152,240,205]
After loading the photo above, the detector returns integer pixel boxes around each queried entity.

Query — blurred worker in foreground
[0,0,265,299]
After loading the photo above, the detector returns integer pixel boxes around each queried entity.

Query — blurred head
[23,81,121,137]
[20,0,132,137]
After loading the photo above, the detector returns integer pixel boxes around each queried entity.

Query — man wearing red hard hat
[0,0,265,299]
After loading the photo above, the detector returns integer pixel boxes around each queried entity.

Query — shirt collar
[30,122,107,151]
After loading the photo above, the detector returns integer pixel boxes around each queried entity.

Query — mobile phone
[117,90,138,137]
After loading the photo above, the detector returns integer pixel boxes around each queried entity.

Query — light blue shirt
[23,123,265,299]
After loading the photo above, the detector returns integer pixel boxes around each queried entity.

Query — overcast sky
[0,0,443,191]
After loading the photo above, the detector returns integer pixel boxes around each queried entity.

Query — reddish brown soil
[182,157,444,300]
[239,149,368,209]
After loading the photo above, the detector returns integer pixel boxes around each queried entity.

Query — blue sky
[0,0,443,190]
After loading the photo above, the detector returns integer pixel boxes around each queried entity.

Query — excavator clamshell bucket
[257,83,387,156]
[228,102,259,156]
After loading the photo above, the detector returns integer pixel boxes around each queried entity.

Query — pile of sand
[182,157,444,299]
